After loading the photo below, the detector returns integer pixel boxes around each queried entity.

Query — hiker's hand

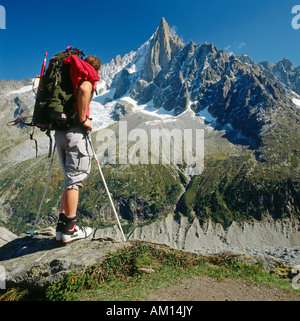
[83,118,92,131]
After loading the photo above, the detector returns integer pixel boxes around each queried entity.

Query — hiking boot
[61,216,92,244]
[56,213,66,242]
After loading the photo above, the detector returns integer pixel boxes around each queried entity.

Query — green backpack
[32,47,85,131]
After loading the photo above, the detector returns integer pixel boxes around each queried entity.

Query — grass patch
[44,243,299,301]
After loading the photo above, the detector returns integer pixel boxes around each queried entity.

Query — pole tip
[28,229,36,237]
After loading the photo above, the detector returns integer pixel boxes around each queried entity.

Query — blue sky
[0,0,300,80]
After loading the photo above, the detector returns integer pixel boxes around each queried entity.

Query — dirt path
[147,276,300,301]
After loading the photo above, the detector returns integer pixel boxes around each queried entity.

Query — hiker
[55,54,101,244]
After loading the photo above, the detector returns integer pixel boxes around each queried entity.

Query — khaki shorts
[55,127,92,190]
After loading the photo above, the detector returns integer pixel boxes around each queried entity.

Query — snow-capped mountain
[92,17,300,163]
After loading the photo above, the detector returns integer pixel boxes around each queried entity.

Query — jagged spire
[144,17,183,81]
[156,17,180,41]
[158,17,169,33]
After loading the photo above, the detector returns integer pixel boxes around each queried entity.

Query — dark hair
[84,55,101,71]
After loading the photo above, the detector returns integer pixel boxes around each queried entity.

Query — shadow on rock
[0,232,61,261]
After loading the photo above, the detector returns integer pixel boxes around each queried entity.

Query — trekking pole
[29,143,56,236]
[86,132,126,242]
[36,52,48,93]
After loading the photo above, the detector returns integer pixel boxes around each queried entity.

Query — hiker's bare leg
[61,188,79,218]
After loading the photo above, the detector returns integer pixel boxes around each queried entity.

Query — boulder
[0,230,130,289]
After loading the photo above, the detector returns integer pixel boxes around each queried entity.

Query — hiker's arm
[77,81,93,131]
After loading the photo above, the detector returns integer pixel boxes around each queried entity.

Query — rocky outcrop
[0,217,299,291]
[111,99,134,121]
[0,230,130,289]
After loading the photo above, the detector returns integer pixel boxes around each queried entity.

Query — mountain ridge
[97,18,300,161]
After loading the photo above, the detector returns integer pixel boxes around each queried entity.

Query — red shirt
[64,55,100,118]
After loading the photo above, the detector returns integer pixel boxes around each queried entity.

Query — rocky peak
[144,17,184,81]
[258,58,300,95]
[280,58,294,72]
[239,54,255,66]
